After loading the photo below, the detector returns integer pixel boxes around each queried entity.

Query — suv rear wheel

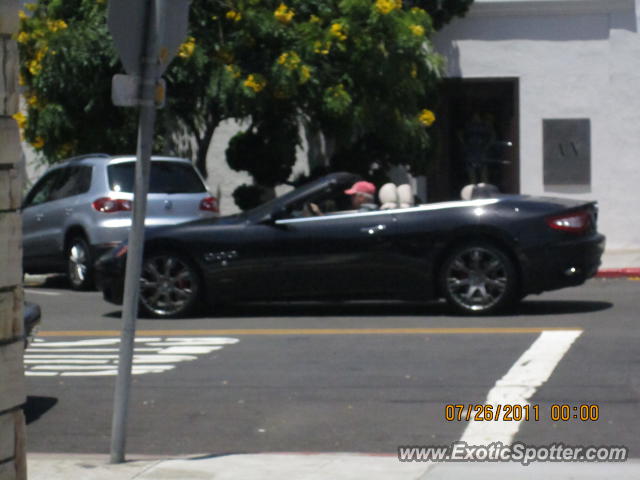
[67,235,94,290]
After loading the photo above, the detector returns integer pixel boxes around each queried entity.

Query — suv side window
[50,166,92,201]
[23,170,62,208]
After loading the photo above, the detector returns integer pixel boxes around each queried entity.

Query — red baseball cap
[345,181,376,196]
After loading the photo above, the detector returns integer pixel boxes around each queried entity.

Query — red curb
[596,268,640,278]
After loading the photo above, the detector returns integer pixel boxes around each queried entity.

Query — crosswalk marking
[25,337,239,377]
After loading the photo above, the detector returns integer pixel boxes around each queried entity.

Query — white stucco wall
[435,0,640,250]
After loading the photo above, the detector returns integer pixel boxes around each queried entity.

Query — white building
[431,0,640,253]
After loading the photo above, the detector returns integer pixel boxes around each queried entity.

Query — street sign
[112,74,166,108]
[155,0,191,75]
[107,0,147,76]
[108,0,190,77]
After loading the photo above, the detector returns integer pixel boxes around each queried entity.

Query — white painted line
[27,348,122,353]
[460,330,582,445]
[25,336,239,377]
[24,289,61,296]
[24,359,110,365]
[157,346,222,354]
[24,355,120,359]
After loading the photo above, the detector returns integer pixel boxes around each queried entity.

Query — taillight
[92,197,132,213]
[199,196,219,213]
[546,210,590,233]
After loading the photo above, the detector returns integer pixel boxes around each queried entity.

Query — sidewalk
[27,452,640,480]
[596,249,640,277]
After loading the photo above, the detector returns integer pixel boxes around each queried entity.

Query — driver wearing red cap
[345,181,377,211]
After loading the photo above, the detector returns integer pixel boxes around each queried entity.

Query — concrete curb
[596,268,640,278]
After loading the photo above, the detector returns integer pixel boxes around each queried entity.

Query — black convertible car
[95,172,605,317]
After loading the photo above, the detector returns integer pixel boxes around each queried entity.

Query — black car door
[268,210,402,299]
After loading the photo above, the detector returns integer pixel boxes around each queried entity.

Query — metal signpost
[107,0,190,464]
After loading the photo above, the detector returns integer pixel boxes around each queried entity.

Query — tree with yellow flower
[17,0,473,209]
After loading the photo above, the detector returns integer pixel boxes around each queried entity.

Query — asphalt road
[23,276,639,458]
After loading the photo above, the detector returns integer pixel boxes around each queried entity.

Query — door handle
[360,224,387,235]
[65,208,73,215]
[35,214,44,222]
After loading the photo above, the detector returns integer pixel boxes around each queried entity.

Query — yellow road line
[38,327,583,337]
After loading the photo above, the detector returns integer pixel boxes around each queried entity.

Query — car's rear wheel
[439,242,518,315]
[67,236,94,291]
[139,251,201,318]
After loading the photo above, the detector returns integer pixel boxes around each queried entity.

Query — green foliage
[16,0,474,207]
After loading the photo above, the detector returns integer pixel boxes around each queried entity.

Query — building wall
[0,1,27,478]
[434,0,640,250]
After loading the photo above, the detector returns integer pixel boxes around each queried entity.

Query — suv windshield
[108,161,206,194]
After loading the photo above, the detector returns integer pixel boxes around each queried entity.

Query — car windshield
[108,161,206,194]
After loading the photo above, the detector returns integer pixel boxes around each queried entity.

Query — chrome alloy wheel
[67,237,92,290]
[444,246,509,312]
[140,254,199,317]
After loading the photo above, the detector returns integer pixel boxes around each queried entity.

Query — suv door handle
[35,213,44,222]
[65,208,73,215]
[360,224,387,235]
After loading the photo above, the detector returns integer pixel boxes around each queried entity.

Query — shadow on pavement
[24,396,59,425]
[104,298,612,320]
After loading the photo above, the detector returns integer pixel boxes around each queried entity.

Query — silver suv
[22,154,218,290]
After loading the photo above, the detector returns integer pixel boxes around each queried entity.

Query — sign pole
[109,0,159,464]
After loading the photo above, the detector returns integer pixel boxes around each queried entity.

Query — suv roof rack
[66,153,111,163]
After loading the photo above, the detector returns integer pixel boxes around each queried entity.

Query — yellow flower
[313,41,330,55]
[31,137,45,149]
[19,10,27,20]
[277,51,301,70]
[12,112,27,130]
[226,10,242,22]
[299,65,311,84]
[27,94,39,107]
[418,109,436,127]
[274,3,294,24]
[178,36,196,58]
[28,59,42,75]
[329,22,347,41]
[18,73,26,86]
[25,3,37,11]
[244,74,266,93]
[409,24,424,36]
[17,32,30,43]
[47,19,68,32]
[375,0,401,15]
[309,15,321,24]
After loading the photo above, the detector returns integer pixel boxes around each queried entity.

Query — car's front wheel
[66,236,94,291]
[439,242,519,315]
[139,251,201,318]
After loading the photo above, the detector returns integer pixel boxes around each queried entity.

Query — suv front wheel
[66,236,94,290]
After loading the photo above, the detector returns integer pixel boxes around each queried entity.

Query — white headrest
[460,184,475,201]
[397,184,414,208]
[378,183,398,210]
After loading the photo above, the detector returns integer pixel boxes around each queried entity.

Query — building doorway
[427,78,519,202]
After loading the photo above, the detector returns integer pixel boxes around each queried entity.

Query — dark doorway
[428,78,519,202]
